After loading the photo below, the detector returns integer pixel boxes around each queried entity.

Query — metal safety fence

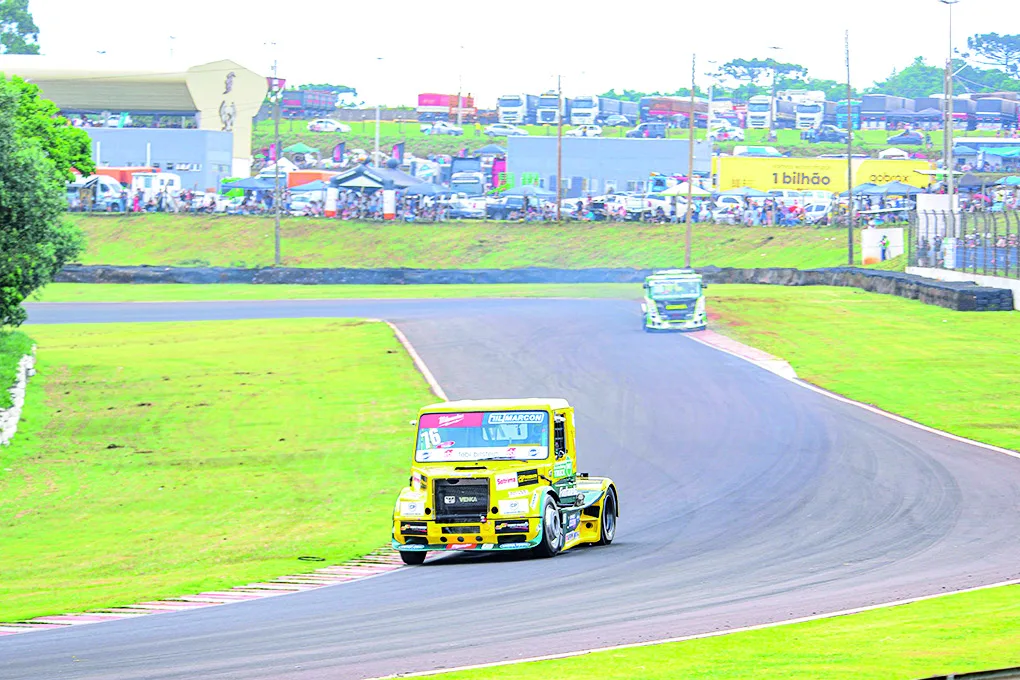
[909,210,1020,280]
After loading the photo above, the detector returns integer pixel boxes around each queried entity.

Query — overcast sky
[27,0,1017,105]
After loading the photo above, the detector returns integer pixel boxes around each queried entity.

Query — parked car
[625,122,667,138]
[421,121,464,136]
[307,119,351,133]
[803,202,833,224]
[485,123,529,137]
[887,130,924,145]
[708,124,744,142]
[564,124,603,138]
[806,124,850,143]
[603,114,631,127]
[446,198,485,219]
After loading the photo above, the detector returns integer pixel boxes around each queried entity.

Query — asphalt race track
[5,299,1020,680]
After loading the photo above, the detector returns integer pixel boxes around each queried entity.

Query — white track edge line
[369,577,1020,679]
[686,334,1020,460]
[383,320,448,402]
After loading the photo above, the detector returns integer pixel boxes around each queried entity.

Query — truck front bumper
[392,519,542,552]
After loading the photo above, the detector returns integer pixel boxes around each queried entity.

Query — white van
[67,175,126,211]
[767,189,804,206]
[131,172,182,202]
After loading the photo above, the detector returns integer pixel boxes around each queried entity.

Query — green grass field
[432,583,1020,679]
[34,283,640,303]
[0,331,34,409]
[69,214,861,269]
[707,285,1020,451]
[0,319,434,621]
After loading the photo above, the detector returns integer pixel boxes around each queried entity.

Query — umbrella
[719,187,769,198]
[994,176,1020,186]
[223,177,275,191]
[661,182,711,197]
[956,173,984,189]
[283,142,319,154]
[474,144,506,155]
[880,181,923,196]
[403,183,442,196]
[502,184,556,198]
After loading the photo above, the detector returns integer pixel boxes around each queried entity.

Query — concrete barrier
[54,265,1014,312]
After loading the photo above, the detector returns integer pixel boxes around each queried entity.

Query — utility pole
[556,75,563,223]
[941,0,959,238]
[685,54,695,268]
[272,59,282,267]
[845,31,854,265]
[457,45,464,126]
[374,57,382,168]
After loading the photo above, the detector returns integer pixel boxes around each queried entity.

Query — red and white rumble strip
[0,547,413,636]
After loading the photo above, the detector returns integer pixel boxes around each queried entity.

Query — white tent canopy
[661,182,711,197]
[879,147,909,159]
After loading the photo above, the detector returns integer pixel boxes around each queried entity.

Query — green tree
[0,0,39,55]
[0,76,85,327]
[966,33,1020,76]
[868,56,944,98]
[4,76,93,181]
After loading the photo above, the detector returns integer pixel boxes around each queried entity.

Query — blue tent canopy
[223,177,275,191]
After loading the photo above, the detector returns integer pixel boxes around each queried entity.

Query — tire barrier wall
[54,265,1014,312]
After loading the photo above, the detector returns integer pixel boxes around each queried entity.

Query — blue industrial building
[83,128,234,191]
[506,137,711,198]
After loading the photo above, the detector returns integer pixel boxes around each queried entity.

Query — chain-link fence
[909,211,1020,279]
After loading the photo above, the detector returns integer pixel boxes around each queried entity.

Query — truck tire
[597,488,617,545]
[399,550,427,566]
[532,497,563,558]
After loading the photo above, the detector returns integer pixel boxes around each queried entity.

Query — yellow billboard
[716,157,934,194]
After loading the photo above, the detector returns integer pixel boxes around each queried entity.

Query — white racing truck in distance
[642,269,707,331]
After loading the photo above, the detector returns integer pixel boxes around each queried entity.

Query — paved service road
[5,299,1020,680]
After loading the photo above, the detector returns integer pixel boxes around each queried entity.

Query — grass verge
[33,283,641,303]
[69,214,860,270]
[432,583,1020,679]
[0,330,34,409]
[0,319,433,621]
[706,285,1020,452]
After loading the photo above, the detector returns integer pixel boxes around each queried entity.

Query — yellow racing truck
[642,268,707,331]
[392,398,618,565]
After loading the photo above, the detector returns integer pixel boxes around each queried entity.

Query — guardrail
[910,210,1020,280]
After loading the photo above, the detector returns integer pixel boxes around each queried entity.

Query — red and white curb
[687,329,798,380]
[0,547,409,636]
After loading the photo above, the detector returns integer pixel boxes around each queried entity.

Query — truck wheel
[597,489,617,545]
[532,497,563,558]
[399,551,427,565]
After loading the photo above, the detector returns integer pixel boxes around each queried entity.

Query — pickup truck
[392,398,619,564]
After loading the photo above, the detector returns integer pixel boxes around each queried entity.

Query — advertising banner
[717,158,934,194]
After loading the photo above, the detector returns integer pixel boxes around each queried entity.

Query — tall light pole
[268,61,284,267]
[374,57,383,168]
[685,54,696,268]
[941,0,959,237]
[767,46,783,139]
[456,45,464,127]
[556,74,563,223]
[845,31,854,265]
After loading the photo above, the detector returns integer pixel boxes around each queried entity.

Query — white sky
[27,0,1018,105]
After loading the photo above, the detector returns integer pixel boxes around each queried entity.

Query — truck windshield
[539,97,559,108]
[797,104,821,113]
[416,411,550,462]
[498,97,522,107]
[573,98,595,108]
[747,103,771,112]
[648,280,701,298]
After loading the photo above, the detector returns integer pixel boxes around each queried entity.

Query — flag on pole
[332,142,346,162]
[391,142,405,164]
[269,143,277,162]
[459,147,467,157]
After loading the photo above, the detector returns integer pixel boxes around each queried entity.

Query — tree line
[599,34,1020,103]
